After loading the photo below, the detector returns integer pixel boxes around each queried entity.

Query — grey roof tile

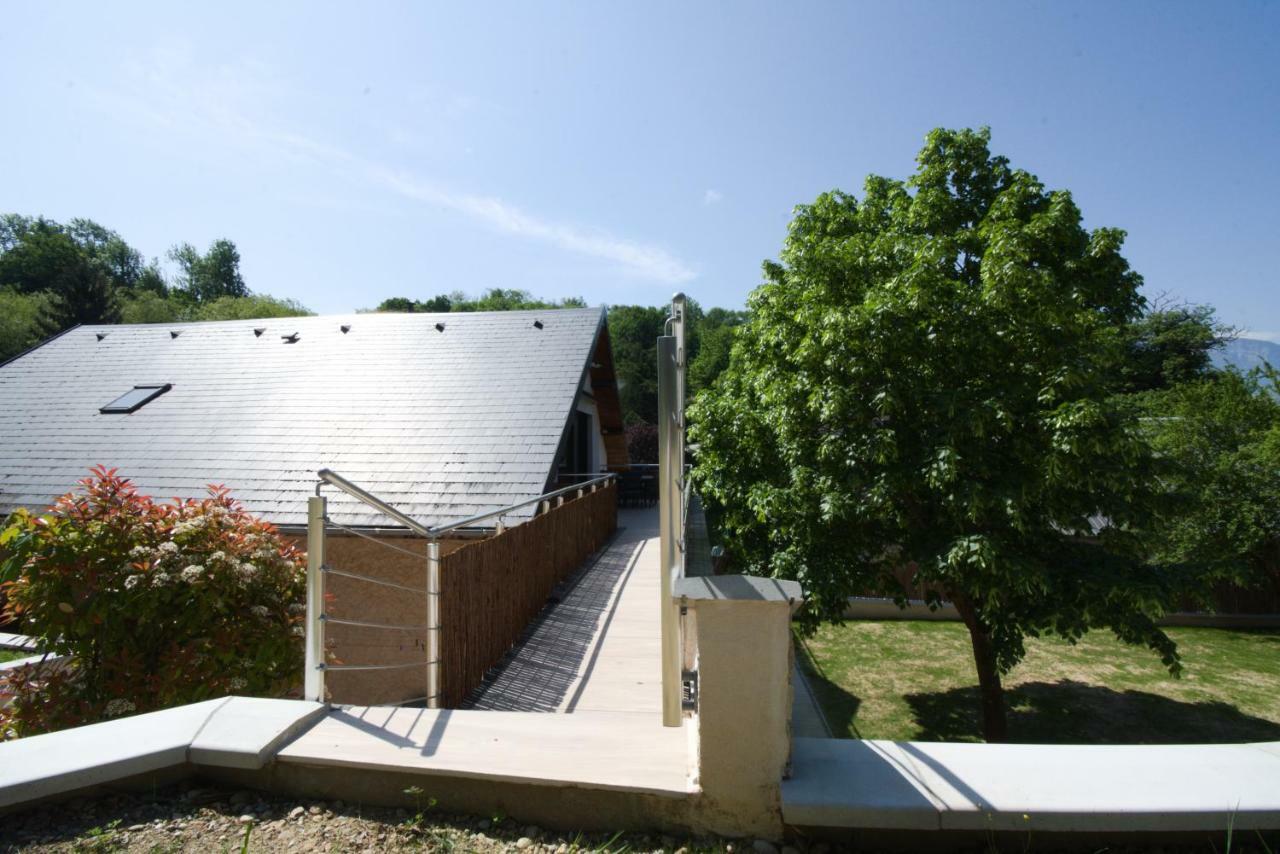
[0,308,603,529]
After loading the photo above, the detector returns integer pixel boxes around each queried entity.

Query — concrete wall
[678,575,803,840]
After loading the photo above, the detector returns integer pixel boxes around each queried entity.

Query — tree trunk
[951,592,1008,743]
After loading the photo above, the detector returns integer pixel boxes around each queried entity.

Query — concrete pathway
[463,508,662,715]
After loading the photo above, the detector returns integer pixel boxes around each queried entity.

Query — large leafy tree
[1121,299,1234,393]
[39,252,121,332]
[691,128,1179,741]
[1141,368,1280,596]
[169,238,248,303]
[606,305,669,424]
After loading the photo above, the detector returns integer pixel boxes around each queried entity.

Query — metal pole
[426,539,441,709]
[658,333,683,727]
[304,495,327,703]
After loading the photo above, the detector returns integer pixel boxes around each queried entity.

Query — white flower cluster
[180,564,205,583]
[103,698,137,718]
[250,605,271,619]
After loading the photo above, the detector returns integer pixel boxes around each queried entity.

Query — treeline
[375,290,748,427]
[0,214,310,362]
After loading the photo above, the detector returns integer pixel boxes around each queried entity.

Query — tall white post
[426,539,441,709]
[304,495,327,703]
[658,292,687,727]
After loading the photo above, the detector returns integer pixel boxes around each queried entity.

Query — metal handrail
[307,465,619,709]
[317,469,434,537]
[317,467,615,537]
[432,473,615,536]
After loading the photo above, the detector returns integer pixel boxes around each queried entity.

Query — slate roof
[0,308,606,529]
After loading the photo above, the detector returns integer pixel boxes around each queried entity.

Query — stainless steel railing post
[658,290,687,727]
[304,495,327,703]
[426,539,441,709]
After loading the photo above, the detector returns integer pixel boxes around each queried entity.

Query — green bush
[0,467,306,738]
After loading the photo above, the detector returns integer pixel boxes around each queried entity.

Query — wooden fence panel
[437,481,617,707]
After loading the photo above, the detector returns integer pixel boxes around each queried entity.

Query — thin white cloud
[703,189,723,206]
[92,50,696,285]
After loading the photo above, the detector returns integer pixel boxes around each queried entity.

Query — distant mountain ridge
[1212,337,1280,374]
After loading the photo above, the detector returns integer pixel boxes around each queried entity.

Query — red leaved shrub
[0,467,306,738]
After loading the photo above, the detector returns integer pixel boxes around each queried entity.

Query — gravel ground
[0,781,1273,853]
[0,781,764,854]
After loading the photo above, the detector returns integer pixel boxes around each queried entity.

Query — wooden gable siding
[589,326,630,470]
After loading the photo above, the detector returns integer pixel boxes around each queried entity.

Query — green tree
[690,128,1178,742]
[39,253,121,332]
[0,222,84,295]
[375,288,584,313]
[169,239,248,303]
[192,294,312,321]
[687,308,748,396]
[1141,368,1280,593]
[606,305,668,424]
[0,288,53,362]
[120,291,186,324]
[1121,299,1234,393]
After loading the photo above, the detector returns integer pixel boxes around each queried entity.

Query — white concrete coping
[783,737,1280,833]
[278,705,694,797]
[0,653,59,674]
[675,576,803,606]
[0,696,326,809]
[0,632,39,651]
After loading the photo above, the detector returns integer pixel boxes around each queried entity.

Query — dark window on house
[100,384,172,414]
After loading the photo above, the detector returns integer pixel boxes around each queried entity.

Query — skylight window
[100,384,172,414]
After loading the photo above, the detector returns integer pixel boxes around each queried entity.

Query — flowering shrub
[0,467,306,737]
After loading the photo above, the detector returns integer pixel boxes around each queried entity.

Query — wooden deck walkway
[462,507,663,715]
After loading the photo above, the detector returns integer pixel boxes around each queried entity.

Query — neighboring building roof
[0,307,609,529]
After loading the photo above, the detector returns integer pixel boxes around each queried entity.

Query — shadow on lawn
[794,638,862,737]
[906,679,1280,744]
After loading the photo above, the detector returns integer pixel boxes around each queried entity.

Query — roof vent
[282,332,300,344]
[254,327,265,337]
[435,322,446,333]
[340,324,351,334]
[169,330,181,339]
[533,320,544,330]
[96,332,108,342]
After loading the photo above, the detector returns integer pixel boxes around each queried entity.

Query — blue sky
[2,2,1277,337]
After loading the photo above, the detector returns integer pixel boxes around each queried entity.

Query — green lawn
[797,620,1280,744]
[0,648,31,664]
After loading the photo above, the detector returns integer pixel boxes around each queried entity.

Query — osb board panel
[286,533,467,706]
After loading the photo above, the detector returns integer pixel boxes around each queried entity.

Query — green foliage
[119,290,187,324]
[606,305,668,424]
[0,467,306,738]
[38,252,122,333]
[1121,300,1234,392]
[375,288,585,314]
[0,288,53,362]
[191,294,313,321]
[690,127,1177,740]
[1140,368,1280,592]
[119,292,313,324]
[168,239,248,303]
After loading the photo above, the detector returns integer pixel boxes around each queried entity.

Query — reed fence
[437,480,617,707]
